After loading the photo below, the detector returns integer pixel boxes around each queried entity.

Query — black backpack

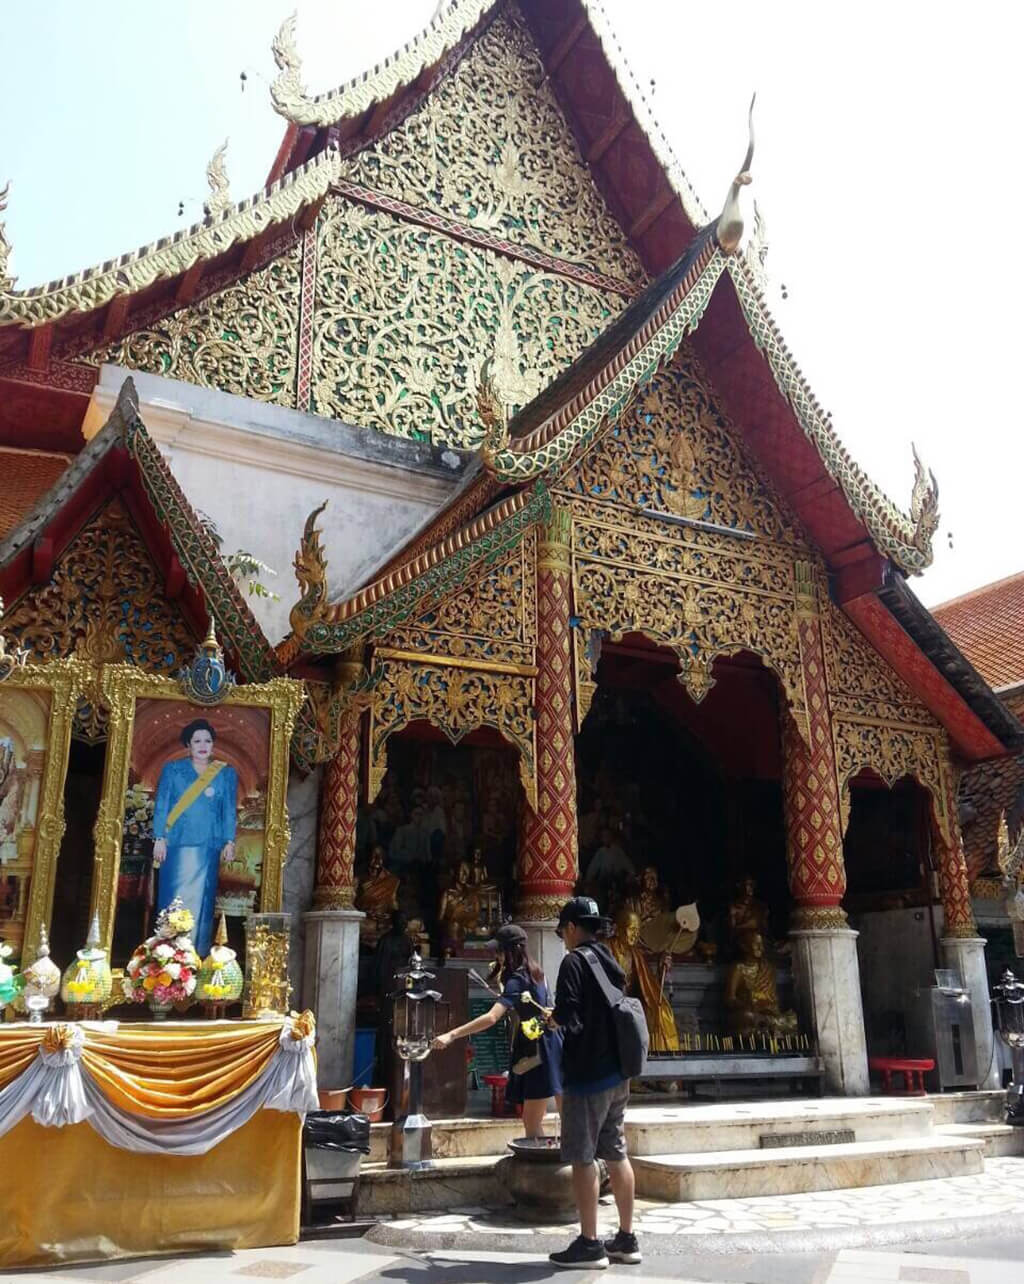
[578,946,650,1079]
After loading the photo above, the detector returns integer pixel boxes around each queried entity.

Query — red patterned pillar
[781,565,847,924]
[783,564,868,1094]
[313,708,360,909]
[936,765,978,938]
[519,506,578,922]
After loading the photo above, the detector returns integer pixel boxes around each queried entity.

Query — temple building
[0,0,1020,1101]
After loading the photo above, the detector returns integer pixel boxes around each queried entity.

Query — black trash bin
[301,1111,372,1223]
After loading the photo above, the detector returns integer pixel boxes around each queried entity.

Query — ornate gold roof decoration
[476,356,510,461]
[0,149,343,330]
[269,1,497,126]
[744,200,769,293]
[715,95,755,255]
[0,182,13,289]
[204,140,232,219]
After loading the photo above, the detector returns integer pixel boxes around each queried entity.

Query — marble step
[926,1089,1006,1126]
[938,1121,1024,1157]
[624,1096,935,1155]
[632,1134,986,1202]
[368,1117,528,1163]
[358,1155,509,1217]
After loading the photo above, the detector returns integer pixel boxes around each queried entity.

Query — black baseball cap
[488,923,528,949]
[556,896,604,930]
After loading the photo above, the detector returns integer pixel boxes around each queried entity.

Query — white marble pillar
[303,908,364,1091]
[520,920,565,995]
[941,935,1001,1090]
[790,926,870,1096]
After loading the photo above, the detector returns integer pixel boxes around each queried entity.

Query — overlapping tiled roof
[932,571,1024,690]
[0,447,71,537]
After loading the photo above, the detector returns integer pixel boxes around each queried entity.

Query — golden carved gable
[559,346,804,544]
[337,4,643,286]
[2,500,198,739]
[82,242,302,407]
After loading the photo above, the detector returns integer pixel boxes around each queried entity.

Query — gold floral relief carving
[833,715,950,845]
[367,657,536,811]
[83,243,302,407]
[338,7,643,287]
[312,199,622,445]
[560,351,802,544]
[382,529,536,668]
[821,601,935,727]
[2,501,198,741]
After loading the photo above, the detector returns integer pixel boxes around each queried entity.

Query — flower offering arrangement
[124,898,200,1014]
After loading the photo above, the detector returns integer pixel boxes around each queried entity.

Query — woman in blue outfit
[432,922,563,1138]
[151,718,238,956]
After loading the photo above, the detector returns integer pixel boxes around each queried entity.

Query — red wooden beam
[546,14,588,76]
[102,296,130,342]
[175,261,205,306]
[31,537,53,585]
[239,235,265,276]
[26,324,53,372]
[165,554,187,600]
[629,188,675,240]
[587,113,630,163]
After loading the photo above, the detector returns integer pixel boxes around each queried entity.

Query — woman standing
[431,923,562,1138]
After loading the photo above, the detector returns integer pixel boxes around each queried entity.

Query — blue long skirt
[157,844,219,956]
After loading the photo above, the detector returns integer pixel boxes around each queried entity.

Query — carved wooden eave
[0,377,279,685]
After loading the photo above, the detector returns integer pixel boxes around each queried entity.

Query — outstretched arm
[432,1001,506,1049]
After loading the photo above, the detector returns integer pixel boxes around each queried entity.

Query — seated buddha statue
[726,875,771,951]
[355,844,400,950]
[609,907,680,1054]
[723,930,798,1037]
[468,845,501,927]
[438,859,481,959]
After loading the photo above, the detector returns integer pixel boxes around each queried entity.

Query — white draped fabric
[0,1019,317,1155]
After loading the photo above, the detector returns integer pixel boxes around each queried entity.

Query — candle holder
[389,951,448,1169]
[243,913,291,1019]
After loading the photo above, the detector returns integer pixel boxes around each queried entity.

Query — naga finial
[270,12,308,117]
[910,443,940,556]
[0,181,14,289]
[715,94,756,255]
[290,500,329,640]
[476,356,510,457]
[744,199,769,291]
[204,140,231,219]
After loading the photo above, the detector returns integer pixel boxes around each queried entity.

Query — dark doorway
[50,738,106,966]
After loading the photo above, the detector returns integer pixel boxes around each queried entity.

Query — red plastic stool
[869,1056,935,1095]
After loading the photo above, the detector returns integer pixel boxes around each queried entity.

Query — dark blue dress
[500,971,564,1104]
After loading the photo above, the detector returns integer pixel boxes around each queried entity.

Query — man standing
[547,896,641,1270]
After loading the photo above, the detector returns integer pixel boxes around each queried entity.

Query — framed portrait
[93,665,304,964]
[0,658,88,963]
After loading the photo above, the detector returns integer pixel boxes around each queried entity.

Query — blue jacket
[153,758,238,851]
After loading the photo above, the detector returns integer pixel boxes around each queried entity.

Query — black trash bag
[303,1111,371,1154]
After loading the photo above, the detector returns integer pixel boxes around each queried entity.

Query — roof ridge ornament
[204,140,231,219]
[910,443,940,557]
[0,181,14,289]
[715,94,756,255]
[270,13,307,117]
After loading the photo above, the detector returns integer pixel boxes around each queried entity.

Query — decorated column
[782,563,869,1095]
[303,654,365,1091]
[935,765,1000,1088]
[519,506,577,980]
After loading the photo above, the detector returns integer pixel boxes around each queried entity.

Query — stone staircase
[356,1091,1014,1216]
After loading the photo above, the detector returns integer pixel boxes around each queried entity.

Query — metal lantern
[993,969,1024,1126]
[389,952,449,1169]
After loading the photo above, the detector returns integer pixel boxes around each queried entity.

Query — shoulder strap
[578,945,624,1007]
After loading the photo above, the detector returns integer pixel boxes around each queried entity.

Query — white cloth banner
[0,1019,317,1156]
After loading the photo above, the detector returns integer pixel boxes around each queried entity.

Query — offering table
[0,1015,317,1269]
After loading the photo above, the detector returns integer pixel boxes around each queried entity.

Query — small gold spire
[204,616,219,649]
[214,912,229,948]
[85,910,102,951]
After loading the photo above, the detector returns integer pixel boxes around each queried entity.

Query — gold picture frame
[92,664,305,955]
[0,657,91,962]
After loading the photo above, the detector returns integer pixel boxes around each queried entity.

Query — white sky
[1,1,1019,609]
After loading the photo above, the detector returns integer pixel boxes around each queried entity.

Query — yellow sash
[166,761,225,833]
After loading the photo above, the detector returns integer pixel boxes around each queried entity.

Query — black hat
[488,923,528,949]
[557,896,604,929]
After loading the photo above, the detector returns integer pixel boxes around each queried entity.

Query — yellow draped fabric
[610,939,680,1054]
[0,1111,301,1269]
[0,1020,283,1114]
[165,759,226,831]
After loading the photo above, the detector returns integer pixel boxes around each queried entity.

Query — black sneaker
[604,1229,642,1264]
[549,1235,609,1270]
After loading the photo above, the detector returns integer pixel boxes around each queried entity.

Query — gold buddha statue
[723,929,798,1036]
[438,859,481,958]
[355,844,400,949]
[468,845,502,928]
[609,907,680,1054]
[726,875,771,949]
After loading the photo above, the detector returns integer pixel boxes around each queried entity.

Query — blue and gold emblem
[179,620,236,705]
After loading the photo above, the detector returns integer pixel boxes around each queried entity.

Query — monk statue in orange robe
[609,907,680,1054]
[355,844,400,950]
[723,930,798,1036]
